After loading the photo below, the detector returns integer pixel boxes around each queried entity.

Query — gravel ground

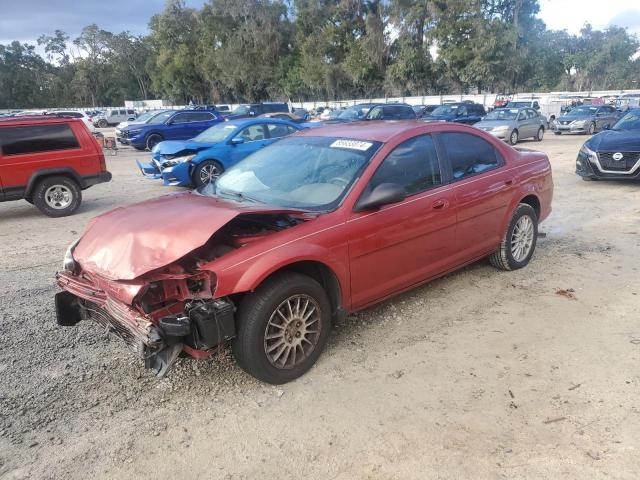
[1,131,639,479]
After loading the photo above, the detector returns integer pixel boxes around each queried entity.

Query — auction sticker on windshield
[330,139,373,151]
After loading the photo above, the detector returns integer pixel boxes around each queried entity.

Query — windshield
[612,110,640,130]
[148,111,174,124]
[193,123,238,142]
[209,136,381,211]
[485,109,519,120]
[338,105,371,120]
[135,110,164,123]
[506,102,530,108]
[231,105,251,115]
[568,106,597,116]
[431,105,458,116]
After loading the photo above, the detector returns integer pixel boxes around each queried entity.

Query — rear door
[437,131,513,264]
[348,134,457,308]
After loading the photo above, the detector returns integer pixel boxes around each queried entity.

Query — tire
[535,126,544,142]
[191,160,224,188]
[587,122,596,135]
[553,131,562,135]
[489,203,538,271]
[582,176,597,181]
[233,272,332,384]
[508,129,519,145]
[97,119,108,128]
[145,133,163,151]
[32,176,82,217]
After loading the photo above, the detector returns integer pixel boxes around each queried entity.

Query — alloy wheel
[510,215,534,262]
[199,163,220,184]
[263,294,322,370]
[44,185,72,209]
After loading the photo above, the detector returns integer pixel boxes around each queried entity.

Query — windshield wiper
[216,188,262,204]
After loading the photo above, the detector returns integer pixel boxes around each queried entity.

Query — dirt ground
[1,130,639,480]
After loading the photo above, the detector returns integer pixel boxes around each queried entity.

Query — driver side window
[367,135,441,196]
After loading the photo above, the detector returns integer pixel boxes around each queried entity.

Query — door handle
[432,199,449,210]
[504,179,513,186]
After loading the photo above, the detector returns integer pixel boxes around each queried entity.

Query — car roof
[223,117,299,127]
[296,120,430,142]
[0,115,82,125]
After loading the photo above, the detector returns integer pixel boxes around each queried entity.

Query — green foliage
[0,0,639,109]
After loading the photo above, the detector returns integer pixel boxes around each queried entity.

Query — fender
[25,167,84,197]
[213,243,351,311]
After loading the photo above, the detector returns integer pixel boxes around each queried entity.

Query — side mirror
[230,137,245,145]
[354,183,406,212]
[603,124,610,130]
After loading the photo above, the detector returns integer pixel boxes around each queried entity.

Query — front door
[437,131,514,264]
[228,123,271,164]
[347,134,457,309]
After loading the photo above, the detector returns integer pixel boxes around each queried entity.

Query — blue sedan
[136,118,304,187]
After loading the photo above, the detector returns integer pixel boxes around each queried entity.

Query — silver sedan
[475,108,546,145]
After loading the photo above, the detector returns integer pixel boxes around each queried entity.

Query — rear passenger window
[191,112,214,121]
[267,124,296,138]
[0,124,80,156]
[526,109,537,119]
[440,132,502,180]
[368,135,441,195]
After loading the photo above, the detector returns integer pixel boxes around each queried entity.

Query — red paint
[0,116,108,198]
[59,121,553,356]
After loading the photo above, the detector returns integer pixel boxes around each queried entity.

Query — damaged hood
[73,192,299,281]
[152,140,214,159]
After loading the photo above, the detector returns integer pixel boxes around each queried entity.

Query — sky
[0,0,639,46]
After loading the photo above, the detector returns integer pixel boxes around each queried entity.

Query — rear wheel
[233,272,331,384]
[535,126,544,141]
[191,160,223,188]
[489,203,538,271]
[508,129,519,145]
[32,176,82,217]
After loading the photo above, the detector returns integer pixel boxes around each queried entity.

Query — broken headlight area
[62,238,80,274]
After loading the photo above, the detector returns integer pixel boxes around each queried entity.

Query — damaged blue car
[136,118,304,187]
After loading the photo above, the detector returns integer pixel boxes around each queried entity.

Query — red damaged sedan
[55,121,553,384]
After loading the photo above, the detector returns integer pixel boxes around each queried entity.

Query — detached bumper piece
[136,159,162,179]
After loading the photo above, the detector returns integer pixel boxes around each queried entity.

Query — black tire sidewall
[233,273,332,384]
[32,176,82,217]
[504,205,538,270]
[191,160,223,188]
[146,134,162,151]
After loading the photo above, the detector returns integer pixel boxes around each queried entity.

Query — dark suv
[423,103,486,124]
[0,116,111,217]
[225,103,289,120]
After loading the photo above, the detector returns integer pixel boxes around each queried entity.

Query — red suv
[0,116,112,217]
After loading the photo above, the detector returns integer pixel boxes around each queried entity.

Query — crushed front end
[55,267,235,377]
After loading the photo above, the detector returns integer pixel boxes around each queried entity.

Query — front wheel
[508,129,519,145]
[489,203,538,271]
[146,133,163,151]
[191,160,223,188]
[587,122,596,135]
[233,272,332,384]
[97,119,108,128]
[535,126,544,141]
[32,176,82,217]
